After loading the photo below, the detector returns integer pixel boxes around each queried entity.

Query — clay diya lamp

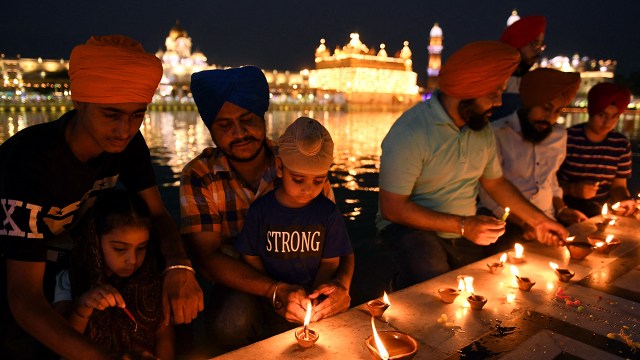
[437,288,460,304]
[515,275,536,291]
[295,303,319,348]
[590,234,621,255]
[565,241,593,260]
[507,243,525,264]
[549,262,574,283]
[467,294,487,310]
[366,318,418,360]
[367,291,391,317]
[487,253,507,274]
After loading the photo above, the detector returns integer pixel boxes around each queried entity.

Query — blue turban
[190,66,270,129]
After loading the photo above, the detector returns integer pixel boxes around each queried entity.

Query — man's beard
[459,99,495,131]
[513,60,534,77]
[221,136,266,162]
[518,109,552,144]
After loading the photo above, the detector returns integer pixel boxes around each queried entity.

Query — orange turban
[587,82,631,116]
[439,41,520,99]
[519,68,580,109]
[69,35,163,103]
[500,16,546,49]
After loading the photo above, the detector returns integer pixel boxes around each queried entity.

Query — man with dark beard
[479,68,586,250]
[180,66,352,356]
[378,42,568,290]
[491,15,547,120]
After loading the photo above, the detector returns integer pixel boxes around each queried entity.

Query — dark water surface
[2,109,640,304]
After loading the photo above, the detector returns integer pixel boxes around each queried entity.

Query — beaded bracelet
[162,264,196,276]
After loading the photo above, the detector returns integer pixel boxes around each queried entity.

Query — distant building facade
[426,23,443,92]
[308,33,419,106]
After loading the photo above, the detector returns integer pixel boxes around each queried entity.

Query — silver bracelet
[162,264,196,276]
[460,216,466,237]
[272,281,283,310]
[556,206,569,217]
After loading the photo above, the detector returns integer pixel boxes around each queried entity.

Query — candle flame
[595,241,605,248]
[549,262,558,270]
[499,253,507,264]
[464,277,474,294]
[510,265,519,277]
[602,203,608,216]
[458,278,465,291]
[382,291,391,306]
[609,219,616,226]
[303,302,312,327]
[506,293,516,304]
[566,236,575,242]
[501,207,510,221]
[612,202,621,210]
[514,243,524,258]
[371,317,390,360]
[605,234,614,244]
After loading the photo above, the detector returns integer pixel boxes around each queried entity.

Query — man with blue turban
[181,66,353,355]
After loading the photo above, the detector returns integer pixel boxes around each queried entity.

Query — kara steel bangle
[272,281,283,310]
[162,264,196,276]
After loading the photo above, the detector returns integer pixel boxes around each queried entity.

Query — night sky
[3,0,639,86]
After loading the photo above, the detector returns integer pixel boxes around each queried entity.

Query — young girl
[54,190,174,359]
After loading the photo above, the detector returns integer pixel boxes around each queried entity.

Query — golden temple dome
[169,20,188,40]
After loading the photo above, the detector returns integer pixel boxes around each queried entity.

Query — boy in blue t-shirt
[235,117,353,300]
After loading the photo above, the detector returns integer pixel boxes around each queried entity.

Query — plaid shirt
[180,142,334,255]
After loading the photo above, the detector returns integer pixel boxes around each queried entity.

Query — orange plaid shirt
[179,142,334,255]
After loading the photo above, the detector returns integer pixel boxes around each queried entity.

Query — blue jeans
[381,223,486,290]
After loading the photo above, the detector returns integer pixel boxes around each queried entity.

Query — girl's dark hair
[92,190,152,238]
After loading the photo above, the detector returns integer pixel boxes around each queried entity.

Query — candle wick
[304,325,309,340]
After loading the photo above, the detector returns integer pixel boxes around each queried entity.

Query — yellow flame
[465,277,475,294]
[609,219,616,226]
[612,202,621,210]
[566,236,575,242]
[549,262,558,270]
[506,293,516,304]
[602,203,608,216]
[371,317,390,360]
[605,234,614,244]
[382,291,391,306]
[510,265,519,277]
[303,302,312,327]
[501,207,510,221]
[595,241,605,248]
[514,243,524,258]
[499,253,507,264]
[458,278,466,291]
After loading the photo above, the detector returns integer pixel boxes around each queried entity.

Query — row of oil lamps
[295,204,625,359]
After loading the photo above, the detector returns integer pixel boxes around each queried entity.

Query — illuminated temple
[308,33,420,106]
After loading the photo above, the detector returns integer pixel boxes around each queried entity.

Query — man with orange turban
[0,35,203,359]
[558,82,635,217]
[478,68,587,253]
[377,41,567,290]
[493,15,547,120]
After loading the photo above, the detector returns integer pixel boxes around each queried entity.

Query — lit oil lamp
[365,317,418,360]
[501,207,510,222]
[591,234,621,254]
[367,291,391,317]
[564,236,593,260]
[464,281,487,310]
[487,252,507,274]
[549,261,574,282]
[507,243,525,264]
[511,265,535,291]
[295,302,318,347]
[437,287,460,304]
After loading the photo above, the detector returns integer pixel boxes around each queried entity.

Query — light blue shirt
[478,111,566,220]
[377,92,502,238]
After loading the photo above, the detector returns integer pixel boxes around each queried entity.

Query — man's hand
[463,215,506,245]
[557,208,588,225]
[532,219,568,246]
[274,283,309,323]
[571,181,599,199]
[309,279,351,322]
[613,199,637,217]
[162,268,204,325]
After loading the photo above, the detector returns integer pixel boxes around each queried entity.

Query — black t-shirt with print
[0,110,156,262]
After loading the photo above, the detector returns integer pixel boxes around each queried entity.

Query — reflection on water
[2,109,639,234]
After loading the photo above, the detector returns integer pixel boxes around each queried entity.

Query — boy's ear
[275,157,284,177]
